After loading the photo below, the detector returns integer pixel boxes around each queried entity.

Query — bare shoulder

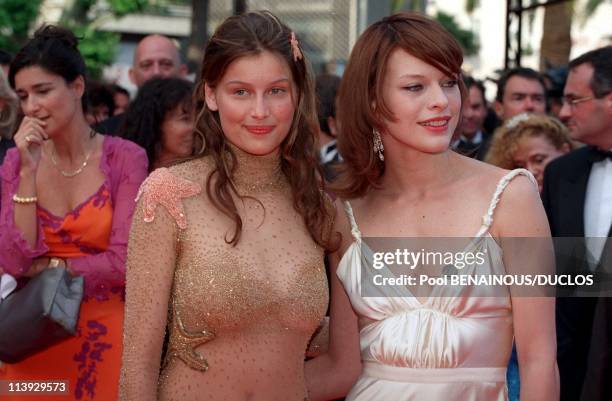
[458,155,512,185]
[497,172,539,203]
[448,156,517,202]
[488,163,539,210]
[450,156,544,236]
[491,170,547,237]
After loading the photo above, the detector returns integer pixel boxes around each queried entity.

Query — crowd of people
[0,8,610,401]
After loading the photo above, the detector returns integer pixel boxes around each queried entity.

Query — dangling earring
[195,129,206,155]
[373,128,384,161]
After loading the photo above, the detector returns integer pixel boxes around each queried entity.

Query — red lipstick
[244,125,274,135]
[417,116,451,132]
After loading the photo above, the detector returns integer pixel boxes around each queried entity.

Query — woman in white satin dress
[305,12,559,401]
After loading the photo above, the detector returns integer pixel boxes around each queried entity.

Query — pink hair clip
[290,32,303,62]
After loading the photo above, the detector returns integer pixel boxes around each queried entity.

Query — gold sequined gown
[119,148,329,401]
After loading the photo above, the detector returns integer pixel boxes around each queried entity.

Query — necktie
[456,140,478,157]
[587,146,612,163]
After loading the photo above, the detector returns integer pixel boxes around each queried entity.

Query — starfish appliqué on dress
[165,306,216,372]
[135,168,202,229]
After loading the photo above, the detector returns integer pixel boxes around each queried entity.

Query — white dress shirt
[452,130,483,149]
[584,156,612,269]
[319,139,340,164]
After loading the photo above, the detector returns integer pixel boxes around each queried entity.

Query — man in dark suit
[541,45,612,401]
[315,73,342,182]
[453,76,491,160]
[581,297,612,401]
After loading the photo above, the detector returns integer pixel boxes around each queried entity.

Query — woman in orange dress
[0,26,147,401]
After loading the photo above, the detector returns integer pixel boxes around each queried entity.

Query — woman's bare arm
[495,175,559,401]
[305,201,362,400]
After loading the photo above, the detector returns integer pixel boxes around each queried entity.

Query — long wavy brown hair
[193,10,336,250]
[331,12,466,199]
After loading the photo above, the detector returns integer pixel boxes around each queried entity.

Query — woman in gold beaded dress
[119,11,336,401]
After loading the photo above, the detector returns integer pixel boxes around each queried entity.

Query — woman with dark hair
[85,80,116,126]
[305,13,558,401]
[119,77,195,172]
[120,11,336,401]
[110,84,130,116]
[0,26,147,400]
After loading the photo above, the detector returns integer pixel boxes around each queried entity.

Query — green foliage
[71,24,120,79]
[435,11,479,57]
[61,0,151,79]
[108,0,150,16]
[584,0,606,18]
[465,0,479,14]
[0,0,43,53]
[0,0,153,77]
[391,0,426,13]
[391,0,405,12]
[579,0,606,26]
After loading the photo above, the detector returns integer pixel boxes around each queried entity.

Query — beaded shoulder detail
[135,168,202,230]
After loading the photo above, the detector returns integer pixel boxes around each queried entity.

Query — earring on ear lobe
[373,128,384,161]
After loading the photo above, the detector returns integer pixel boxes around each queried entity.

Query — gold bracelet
[12,194,38,204]
[49,257,64,268]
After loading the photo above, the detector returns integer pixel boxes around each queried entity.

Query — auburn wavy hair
[193,10,336,250]
[485,113,574,169]
[332,12,466,198]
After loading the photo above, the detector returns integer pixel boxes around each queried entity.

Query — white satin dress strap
[475,168,537,237]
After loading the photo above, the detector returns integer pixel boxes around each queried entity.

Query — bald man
[129,34,187,88]
[96,35,187,135]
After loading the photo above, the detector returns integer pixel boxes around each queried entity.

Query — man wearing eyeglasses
[542,46,612,401]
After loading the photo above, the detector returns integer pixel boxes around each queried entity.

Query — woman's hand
[24,257,69,277]
[24,257,50,277]
[13,117,48,173]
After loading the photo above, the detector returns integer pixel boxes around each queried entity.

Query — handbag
[0,267,84,363]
